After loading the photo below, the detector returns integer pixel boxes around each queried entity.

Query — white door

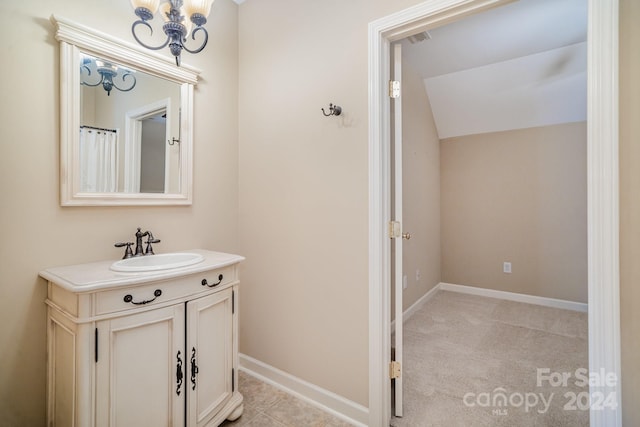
[95,303,186,427]
[187,288,234,427]
[391,42,405,418]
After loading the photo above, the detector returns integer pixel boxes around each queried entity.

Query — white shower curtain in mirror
[79,128,118,192]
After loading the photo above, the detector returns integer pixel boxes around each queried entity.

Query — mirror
[79,53,181,194]
[52,15,200,206]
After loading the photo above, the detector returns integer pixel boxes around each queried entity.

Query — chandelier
[80,55,136,96]
[130,0,214,66]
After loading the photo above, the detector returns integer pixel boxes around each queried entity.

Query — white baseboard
[391,283,441,330]
[439,282,588,312]
[239,354,368,426]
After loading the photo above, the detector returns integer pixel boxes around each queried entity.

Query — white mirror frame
[52,15,200,206]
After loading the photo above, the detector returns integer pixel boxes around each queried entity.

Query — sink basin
[110,252,204,272]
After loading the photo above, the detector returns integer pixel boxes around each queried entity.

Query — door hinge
[389,80,401,98]
[232,290,235,314]
[95,328,99,363]
[390,361,401,379]
[388,221,401,239]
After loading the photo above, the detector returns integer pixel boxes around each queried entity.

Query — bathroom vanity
[40,249,244,427]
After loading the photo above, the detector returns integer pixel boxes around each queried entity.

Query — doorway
[124,98,172,193]
[368,1,620,426]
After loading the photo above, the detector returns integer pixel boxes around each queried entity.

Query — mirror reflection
[79,53,181,194]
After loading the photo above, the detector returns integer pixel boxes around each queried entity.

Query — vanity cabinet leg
[226,403,244,421]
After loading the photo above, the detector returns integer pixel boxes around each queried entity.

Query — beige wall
[0,0,239,425]
[400,57,441,310]
[441,123,588,303]
[238,0,426,406]
[619,0,640,423]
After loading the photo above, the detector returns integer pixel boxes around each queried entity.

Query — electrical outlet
[416,269,421,282]
[403,275,408,289]
[503,262,512,274]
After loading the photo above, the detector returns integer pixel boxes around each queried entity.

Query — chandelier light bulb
[159,2,172,22]
[131,0,160,17]
[182,6,194,37]
[184,0,215,21]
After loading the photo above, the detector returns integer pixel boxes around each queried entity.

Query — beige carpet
[391,290,589,427]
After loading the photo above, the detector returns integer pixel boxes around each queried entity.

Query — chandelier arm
[131,20,171,51]
[80,66,104,87]
[111,73,137,93]
[80,77,104,88]
[181,27,209,54]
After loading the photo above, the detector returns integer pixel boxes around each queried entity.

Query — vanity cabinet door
[186,288,234,427]
[95,304,186,427]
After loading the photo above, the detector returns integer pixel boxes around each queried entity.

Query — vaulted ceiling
[402,0,588,139]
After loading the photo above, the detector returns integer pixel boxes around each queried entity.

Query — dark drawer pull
[123,289,162,305]
[190,347,199,390]
[176,351,183,396]
[201,274,223,288]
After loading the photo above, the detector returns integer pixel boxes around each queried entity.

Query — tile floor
[220,371,355,427]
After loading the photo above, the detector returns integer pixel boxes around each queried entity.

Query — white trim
[438,283,588,313]
[586,1,621,425]
[239,354,368,427]
[391,284,441,331]
[51,15,200,84]
[367,9,392,427]
[392,284,587,333]
[368,1,620,426]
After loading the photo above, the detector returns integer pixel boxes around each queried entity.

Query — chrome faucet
[115,227,161,259]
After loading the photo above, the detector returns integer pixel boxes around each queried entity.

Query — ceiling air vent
[407,31,432,44]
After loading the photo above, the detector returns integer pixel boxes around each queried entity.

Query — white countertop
[39,249,244,293]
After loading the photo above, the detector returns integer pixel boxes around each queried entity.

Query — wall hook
[321,103,342,117]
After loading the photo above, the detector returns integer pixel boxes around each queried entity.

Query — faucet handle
[145,233,161,255]
[115,242,134,259]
